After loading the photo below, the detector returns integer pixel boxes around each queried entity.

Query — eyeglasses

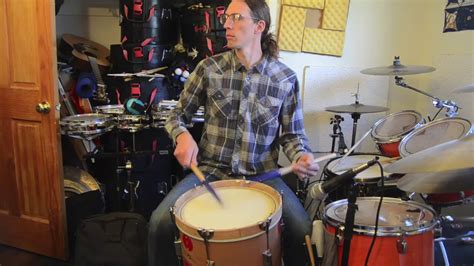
[219,13,259,25]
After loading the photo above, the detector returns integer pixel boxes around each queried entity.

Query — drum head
[181,186,276,230]
[174,180,282,241]
[324,197,436,236]
[371,110,422,141]
[399,117,471,157]
[326,154,394,182]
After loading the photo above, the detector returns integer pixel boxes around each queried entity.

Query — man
[148,0,319,265]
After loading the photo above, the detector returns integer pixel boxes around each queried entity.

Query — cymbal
[453,84,474,93]
[326,103,389,114]
[397,168,474,193]
[384,133,474,174]
[361,57,435,76]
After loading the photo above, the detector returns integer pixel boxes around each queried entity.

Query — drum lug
[397,233,408,254]
[259,218,273,265]
[336,226,344,246]
[198,228,215,266]
[262,249,272,266]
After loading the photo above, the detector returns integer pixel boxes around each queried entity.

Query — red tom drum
[324,197,436,266]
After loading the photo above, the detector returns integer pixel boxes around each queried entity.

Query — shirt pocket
[208,74,233,119]
[253,95,282,128]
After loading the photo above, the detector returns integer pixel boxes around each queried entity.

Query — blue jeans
[148,174,311,266]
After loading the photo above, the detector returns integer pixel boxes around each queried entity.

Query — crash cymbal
[453,84,474,93]
[397,168,474,193]
[326,103,389,114]
[384,133,474,174]
[361,56,435,76]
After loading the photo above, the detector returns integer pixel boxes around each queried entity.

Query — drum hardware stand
[117,160,138,212]
[169,207,184,266]
[296,179,309,205]
[394,76,460,117]
[258,218,273,266]
[197,228,215,266]
[341,182,360,266]
[330,115,348,154]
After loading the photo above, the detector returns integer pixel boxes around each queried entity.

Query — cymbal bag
[107,76,170,108]
[180,2,230,60]
[120,3,179,45]
[109,43,174,72]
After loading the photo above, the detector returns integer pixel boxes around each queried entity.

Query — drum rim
[371,110,422,141]
[324,153,393,181]
[173,179,283,242]
[94,104,124,114]
[60,113,112,125]
[324,197,437,236]
[398,117,472,157]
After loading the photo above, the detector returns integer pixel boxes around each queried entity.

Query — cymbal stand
[347,88,362,146]
[395,76,460,117]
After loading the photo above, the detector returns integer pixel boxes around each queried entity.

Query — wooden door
[0,0,67,260]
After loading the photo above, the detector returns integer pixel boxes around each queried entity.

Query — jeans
[148,174,311,266]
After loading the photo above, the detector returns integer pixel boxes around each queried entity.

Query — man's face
[223,0,261,50]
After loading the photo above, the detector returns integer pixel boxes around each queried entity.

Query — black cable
[431,107,444,121]
[364,160,385,266]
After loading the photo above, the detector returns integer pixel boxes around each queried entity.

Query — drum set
[314,57,474,266]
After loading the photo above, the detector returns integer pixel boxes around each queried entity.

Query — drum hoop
[399,117,472,157]
[95,104,124,114]
[324,153,392,180]
[60,113,111,125]
[324,197,437,236]
[173,180,283,242]
[371,110,422,140]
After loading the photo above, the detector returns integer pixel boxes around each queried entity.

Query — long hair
[244,0,279,59]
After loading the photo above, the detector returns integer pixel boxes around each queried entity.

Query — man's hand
[174,131,199,168]
[292,153,320,181]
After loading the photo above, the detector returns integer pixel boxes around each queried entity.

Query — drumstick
[305,235,316,266]
[331,129,372,169]
[190,164,223,205]
[250,153,338,182]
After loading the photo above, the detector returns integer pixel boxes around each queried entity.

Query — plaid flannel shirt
[165,50,312,179]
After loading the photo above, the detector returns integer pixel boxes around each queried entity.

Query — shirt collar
[230,50,269,74]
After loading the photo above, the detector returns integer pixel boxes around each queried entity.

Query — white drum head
[180,187,277,230]
[371,110,422,141]
[326,155,393,182]
[399,117,471,157]
[324,197,436,236]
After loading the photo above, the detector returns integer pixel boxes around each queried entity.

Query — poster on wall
[444,0,474,32]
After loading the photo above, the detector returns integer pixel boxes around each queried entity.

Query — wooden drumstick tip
[305,234,316,266]
[190,164,206,182]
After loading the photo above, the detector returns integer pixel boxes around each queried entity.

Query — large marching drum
[173,180,283,266]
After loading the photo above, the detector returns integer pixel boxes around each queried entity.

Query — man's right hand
[174,131,199,168]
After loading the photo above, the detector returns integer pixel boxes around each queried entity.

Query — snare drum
[60,113,113,140]
[324,154,405,202]
[173,180,282,266]
[371,110,422,157]
[324,197,436,266]
[95,104,125,115]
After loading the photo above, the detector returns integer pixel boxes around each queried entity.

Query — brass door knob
[36,101,51,114]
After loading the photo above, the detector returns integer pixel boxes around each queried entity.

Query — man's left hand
[292,153,320,181]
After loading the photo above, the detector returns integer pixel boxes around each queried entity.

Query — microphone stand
[341,182,359,266]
